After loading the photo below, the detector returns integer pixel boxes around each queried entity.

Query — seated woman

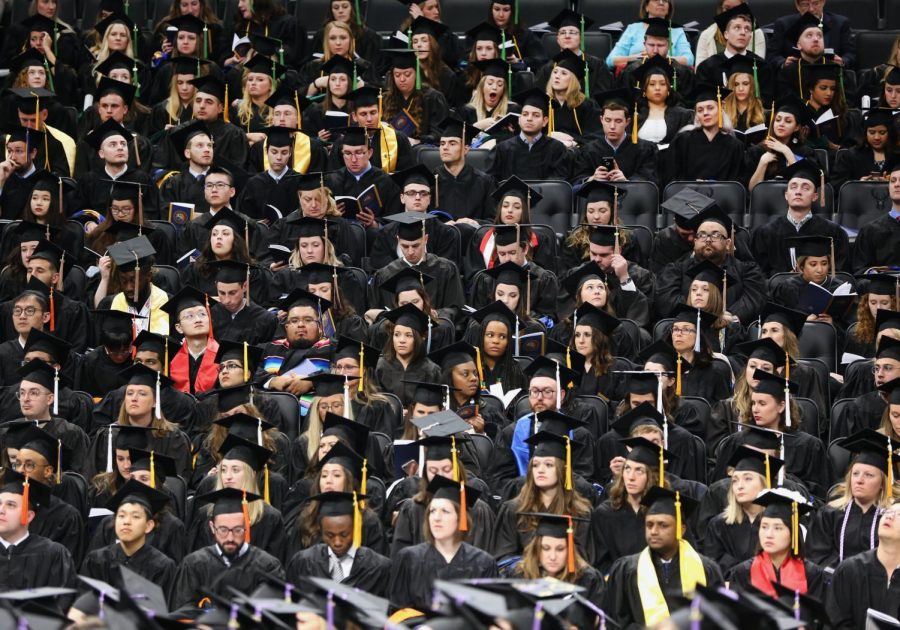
[484,0,547,71]
[309,0,382,69]
[534,9,613,99]
[301,21,375,98]
[462,301,527,392]
[15,172,80,257]
[631,55,693,159]
[390,476,497,608]
[391,436,495,556]
[805,430,899,569]
[146,12,223,106]
[396,0,461,69]
[147,57,203,137]
[605,0,694,68]
[84,182,171,265]
[668,304,733,403]
[745,96,814,191]
[459,58,519,137]
[561,181,639,270]
[802,62,862,154]
[704,447,783,574]
[568,302,629,400]
[229,54,280,144]
[380,49,449,146]
[685,259,745,354]
[720,55,767,142]
[460,23,501,109]
[513,512,605,607]
[728,488,825,600]
[545,49,601,148]
[294,262,368,341]
[226,0,298,67]
[831,109,898,189]
[367,267,454,351]
[180,209,270,304]
[477,260,549,337]
[373,303,441,405]
[407,16,464,107]
[331,335,402,437]
[302,54,358,141]
[846,275,899,358]
[592,433,672,573]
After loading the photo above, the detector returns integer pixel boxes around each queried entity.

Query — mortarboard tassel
[675,491,682,540]
[784,350,790,381]
[164,339,169,378]
[202,23,209,58]
[426,317,432,354]
[507,61,513,100]
[475,345,485,390]
[53,367,59,415]
[566,515,576,573]
[565,436,573,491]
[829,236,835,280]
[752,59,760,98]
[205,294,214,339]
[137,186,144,231]
[20,476,29,526]
[722,269,728,313]
[451,436,459,482]
[547,94,555,135]
[256,418,263,446]
[675,353,682,396]
[56,438,61,483]
[242,490,251,544]
[106,426,114,473]
[779,434,786,485]
[791,501,799,555]
[264,464,270,504]
[223,84,230,123]
[155,371,161,420]
[658,375,668,448]
[716,86,723,129]
[659,443,665,487]
[133,252,140,303]
[43,57,54,92]
[361,458,368,496]
[888,436,894,499]
[243,342,249,383]
[693,309,701,353]
[352,491,363,548]
[555,362,561,411]
[57,252,65,292]
[357,342,365,393]
[765,453,771,488]
[632,101,639,144]
[49,287,55,332]
[514,314,520,356]
[343,376,351,420]
[458,481,468,532]
[767,100,775,140]
[793,590,801,621]
[149,451,156,488]
[784,377,791,428]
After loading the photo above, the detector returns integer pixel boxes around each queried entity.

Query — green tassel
[44,58,54,93]
[507,64,512,100]
[514,0,519,24]
[352,63,358,90]
[407,28,412,50]
[202,24,209,59]
[415,56,421,90]
[354,0,362,26]
[133,60,141,98]
[752,60,760,98]
[501,31,507,61]
[132,23,138,59]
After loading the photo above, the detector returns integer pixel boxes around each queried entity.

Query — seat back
[469,433,494,476]
[512,70,535,94]
[416,147,492,173]
[679,396,713,436]
[340,222,367,268]
[797,357,831,414]
[798,320,837,372]
[605,181,659,231]
[854,29,900,69]
[83,0,148,28]
[163,475,188,522]
[381,393,404,432]
[617,318,645,356]
[363,0,409,31]
[264,391,302,441]
[338,267,370,314]
[793,396,821,439]
[749,181,834,229]
[151,265,182,294]
[652,318,675,343]
[827,437,852,481]
[572,395,609,437]
[624,224,653,269]
[837,180,892,230]
[664,181,747,228]
[148,220,178,265]
[829,398,858,445]
[525,180,572,236]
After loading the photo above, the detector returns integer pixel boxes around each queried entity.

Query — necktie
[332,556,344,582]
[197,173,205,184]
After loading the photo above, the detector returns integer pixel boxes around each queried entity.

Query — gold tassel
[357,342,365,393]
[451,436,459,482]
[565,437,573,491]
[150,451,156,488]
[566,515,576,573]
[243,342,249,383]
[675,491,682,540]
[56,439,61,483]
[675,354,682,396]
[164,340,169,378]
[547,95,555,135]
[475,346,485,390]
[49,287,55,332]
[360,458,367,495]
[888,437,894,499]
[764,454,771,488]
[264,464,270,504]
[658,444,665,487]
[717,87,723,128]
[785,352,790,381]
[632,102,639,144]
[352,491,363,547]
[767,100,775,139]
[829,236,835,280]
[458,481,468,532]
[791,501,799,555]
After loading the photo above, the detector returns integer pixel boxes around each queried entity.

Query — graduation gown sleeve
[389,543,498,611]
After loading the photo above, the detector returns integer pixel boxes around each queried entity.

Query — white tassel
[257,419,263,446]
[442,385,450,411]
[343,378,351,419]
[426,318,433,354]
[105,426,113,473]
[155,373,161,420]
[514,317,520,356]
[693,310,701,353]
[657,375,667,448]
[52,368,58,416]
[778,434,786,486]
[784,382,791,428]
[555,362,561,411]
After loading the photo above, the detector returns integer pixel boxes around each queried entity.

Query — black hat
[472,59,510,84]
[612,401,665,436]
[735,337,787,368]
[670,304,718,329]
[752,487,814,524]
[108,425,153,451]
[127,449,178,483]
[551,49,587,83]
[205,207,248,235]
[405,381,450,407]
[0,469,51,511]
[319,54,356,79]
[524,355,580,386]
[686,258,732,293]
[491,175,542,205]
[785,234,832,259]
[158,285,208,319]
[11,87,53,113]
[4,127,44,152]
[593,88,634,112]
[493,224,532,248]
[265,83,308,111]
[90,308,143,336]
[661,188,717,228]
[23,328,72,364]
[168,119,212,154]
[106,179,151,207]
[428,341,477,371]
[117,362,174,389]
[306,491,361,519]
[774,95,814,127]
[465,21,503,44]
[470,300,518,330]
[321,413,369,455]
[333,335,380,368]
[513,87,550,114]
[17,359,56,392]
[132,330,178,359]
[94,50,142,77]
[344,85,379,109]
[279,287,332,313]
[261,125,294,148]
[289,216,331,237]
[842,429,896,474]
[683,200,733,234]
[637,339,685,373]
[84,118,130,151]
[340,126,372,147]
[384,48,417,71]
[575,180,625,206]
[410,16,449,39]
[714,3,754,33]
[19,14,56,35]
[167,13,205,34]
[727,445,784,483]
[879,378,900,406]
[209,259,250,286]
[15,426,63,472]
[380,266,432,295]
[534,410,583,437]
[105,478,171,515]
[632,54,676,87]
[549,8,593,30]
[438,116,475,145]
[622,370,668,396]
[875,310,900,335]
[753,368,797,398]
[219,434,272,471]
[197,487,263,517]
[249,33,284,57]
[317,441,365,480]
[188,74,226,102]
[877,336,900,361]
[801,62,842,88]
[864,108,898,129]
[106,235,156,271]
[244,54,286,78]
[169,55,211,75]
[426,474,480,507]
[522,511,589,538]
[382,302,430,335]
[215,413,276,444]
[215,383,255,412]
[641,485,699,521]
[95,76,136,105]
[760,301,807,337]
[692,82,732,105]
[573,302,619,336]
[587,224,626,248]
[28,239,64,269]
[785,12,827,44]
[721,53,761,80]
[853,272,899,297]
[780,159,826,185]
[301,371,349,397]
[214,340,263,373]
[390,164,434,190]
[621,435,672,470]
[643,17,681,39]
[560,261,607,296]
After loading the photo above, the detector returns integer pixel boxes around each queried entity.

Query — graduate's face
[601,108,628,143]
[11,297,48,336]
[124,384,155,419]
[219,458,246,488]
[297,237,326,263]
[187,135,214,169]
[327,28,351,56]
[13,448,51,483]
[341,143,373,174]
[211,512,245,553]
[491,2,511,27]
[331,0,353,23]
[439,137,464,164]
[809,80,835,108]
[272,105,299,129]
[316,393,345,419]
[106,24,130,51]
[796,27,825,56]
[321,514,354,556]
[744,358,774,388]
[109,198,136,222]
[299,191,326,218]
[730,471,765,505]
[588,243,614,269]
[693,221,729,262]
[643,74,670,104]
[115,502,154,543]
[888,404,900,438]
[772,112,798,140]
[866,124,890,151]
[392,68,416,96]
[401,184,431,212]
[210,225,235,257]
[499,196,523,224]
[286,306,321,343]
[760,322,785,347]
[549,65,573,92]
[530,456,559,489]
[494,283,520,311]
[216,281,246,315]
[695,100,719,130]
[573,325,593,357]
[518,106,546,135]
[180,0,201,17]
[723,16,752,51]
[412,34,431,59]
[730,73,752,101]
[246,72,272,99]
[428,497,459,541]
[584,201,611,226]
[482,76,504,107]
[425,459,453,481]
[538,535,569,575]
[482,321,509,358]
[266,144,292,173]
[116,448,132,477]
[451,361,479,398]
[528,377,559,413]
[397,289,423,310]
[23,67,46,90]
[308,282,333,302]
[850,462,883,504]
[319,463,348,492]
[175,305,211,339]
[0,492,32,536]
[496,242,525,266]
[177,31,199,55]
[785,177,817,211]
[411,402,441,419]
[317,435,340,461]
[351,105,380,129]
[643,35,668,58]
[398,235,427,264]
[884,83,900,109]
[878,506,900,542]
[579,278,608,308]
[36,0,57,19]
[688,280,710,309]
[874,358,900,387]
[17,379,52,420]
[192,93,223,122]
[556,25,580,52]
[5,142,35,170]
[131,469,153,485]
[758,516,792,555]
[643,362,675,389]
[890,171,900,206]
[750,392,785,428]
[798,255,829,284]
[629,393,658,412]
[97,95,128,124]
[392,324,416,359]
[25,257,58,289]
[645,514,679,552]
[670,322,696,353]
[645,0,670,18]
[622,460,649,496]
[99,134,129,165]
[329,73,350,99]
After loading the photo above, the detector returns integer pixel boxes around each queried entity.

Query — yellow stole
[636,541,707,626]
[111,284,171,335]
[44,124,76,176]
[262,133,312,174]
[378,122,399,173]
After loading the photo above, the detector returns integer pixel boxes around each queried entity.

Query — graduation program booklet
[797,281,856,318]
[168,202,194,234]
[335,183,381,220]
[489,383,522,409]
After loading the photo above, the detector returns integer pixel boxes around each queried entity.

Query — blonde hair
[288,233,341,269]
[208,460,264,524]
[722,75,765,128]
[469,75,510,120]
[237,66,276,129]
[546,69,585,109]
[303,394,355,460]
[827,462,899,509]
[880,409,900,441]
[723,470,766,525]
[116,395,179,439]
[165,67,203,123]
[94,21,135,61]
[322,21,356,62]
[888,36,900,67]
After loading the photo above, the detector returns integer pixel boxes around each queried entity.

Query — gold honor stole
[379,122,399,173]
[263,133,312,174]
[636,541,708,626]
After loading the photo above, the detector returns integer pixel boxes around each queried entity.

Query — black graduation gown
[246,131,329,174]
[211,301,278,346]
[370,217,462,270]
[669,127,746,184]
[618,60,696,108]
[187,501,287,562]
[571,136,660,184]
[324,165,400,223]
[832,391,886,441]
[0,533,77,597]
[389,542,499,611]
[373,356,441,406]
[77,347,130,399]
[180,207,265,259]
[603,548,724,629]
[680,360,733,404]
[156,119,249,172]
[750,214,850,275]
[69,165,159,218]
[385,88,449,145]
[237,170,302,221]
[0,415,90,476]
[32,494,85,566]
[92,384,198,436]
[591,500,648,574]
[806,502,880,569]
[830,146,895,189]
[81,541,177,603]
[854,213,900,271]
[695,52,774,103]
[655,255,768,326]
[157,165,209,223]
[263,212,359,266]
[326,126,415,174]
[86,426,192,481]
[488,132,572,182]
[740,140,817,185]
[0,290,90,352]
[727,557,825,600]
[650,224,754,274]
[826,549,900,629]
[0,339,24,387]
[171,544,285,611]
[88,509,187,564]
[286,544,392,596]
[73,132,155,178]
[391,496,495,558]
[0,169,42,220]
[370,253,466,322]
[703,513,759,574]
[534,53,614,102]
[469,261,559,321]
[432,164,495,222]
[148,100,194,138]
[491,498,595,565]
[0,130,72,178]
[181,262,271,306]
[548,99,602,146]
[284,506,384,559]
[353,397,401,440]
[191,431,292,490]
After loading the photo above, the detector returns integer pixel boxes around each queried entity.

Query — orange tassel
[223,84,230,123]
[458,482,468,532]
[675,354,682,396]
[49,287,55,332]
[242,490,251,544]
[20,476,29,526]
[566,515,576,573]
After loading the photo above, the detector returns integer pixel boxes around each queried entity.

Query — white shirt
[329,546,357,580]
[0,532,29,549]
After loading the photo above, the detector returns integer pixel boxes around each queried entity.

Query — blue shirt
[605,22,694,68]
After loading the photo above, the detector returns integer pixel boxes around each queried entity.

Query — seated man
[0,126,44,220]
[768,0,855,68]
[774,13,856,98]
[10,88,74,177]
[431,116,495,227]
[77,309,141,399]
[831,336,899,440]
[0,289,51,386]
[209,259,277,346]
[237,126,303,222]
[854,163,900,271]
[161,286,220,395]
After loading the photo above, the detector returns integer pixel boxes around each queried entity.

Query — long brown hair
[855,296,899,346]
[514,457,591,531]
[570,325,614,377]
[607,459,665,509]
[298,465,363,546]
[518,533,589,581]
[381,73,425,136]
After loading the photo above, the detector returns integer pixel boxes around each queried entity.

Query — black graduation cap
[410,409,469,440]
[428,341,477,371]
[340,125,371,147]
[249,33,284,57]
[382,302,430,335]
[208,260,250,288]
[780,159,826,185]
[785,235,833,260]
[661,188,718,228]
[94,11,135,36]
[685,258,732,293]
[10,87,53,112]
[94,50,142,77]
[167,13,205,35]
[158,285,208,319]
[243,54,286,78]
[168,119,212,154]
[216,411,274,444]
[344,85,379,109]
[383,211,432,241]
[106,179,151,207]
[760,301,807,337]
[289,216,330,238]
[405,380,450,407]
[219,434,272,471]
[491,175,542,205]
[410,16,449,39]
[188,74,226,102]
[10,48,52,75]
[483,262,529,291]
[259,125,294,148]
[513,87,550,114]
[214,383,254,413]
[427,474,480,511]
[96,76,136,106]
[671,303,718,329]
[877,335,900,361]
[842,429,896,475]
[753,488,813,528]
[864,107,899,129]
[612,401,665,435]
[205,208,248,236]
[4,127,45,153]
[383,48,417,71]
[264,83,306,113]
[0,469,51,511]
[586,225,625,248]
[105,478,171,515]
[197,487,263,517]
[753,368,798,398]
[643,17,682,38]
[333,335,380,368]
[472,59,510,81]
[317,441,365,480]
[132,330,177,359]
[551,49,587,82]
[169,54,211,76]
[106,235,156,272]
[771,582,831,629]
[801,62,842,88]
[728,445,783,484]
[465,21,503,43]
[379,267,432,296]
[735,337,787,368]
[301,371,349,397]
[573,302,620,336]
[321,413,369,455]
[774,94,814,127]
[721,53,759,80]
[559,261,606,296]
[118,362,174,389]
[621,436,672,471]
[549,9,593,30]
[390,164,434,190]
[691,82,732,104]
[28,238,63,269]
[642,486,699,527]
[90,308,143,336]
[109,425,153,451]
[632,54,676,86]
[17,358,56,392]
[320,55,355,78]
[879,378,900,406]
[622,370,668,396]
[23,328,72,364]
[438,115,474,145]
[19,13,56,35]
[305,490,362,520]
[637,339,685,373]
[83,118,129,152]
[214,340,263,373]
[15,425,63,474]
[714,2,754,33]
[523,355,580,388]
[592,87,633,111]
[785,12,827,44]
[885,65,900,85]
[875,310,900,336]
[470,300,518,330]
[279,287,332,313]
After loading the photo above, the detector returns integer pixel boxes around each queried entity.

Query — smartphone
[600,156,615,171]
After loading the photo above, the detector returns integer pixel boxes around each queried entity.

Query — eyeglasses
[287,317,319,326]
[882,510,900,521]
[557,28,580,36]
[16,388,47,400]
[318,402,345,413]
[873,365,897,374]
[179,310,209,322]
[109,206,133,216]
[218,361,243,372]
[14,460,45,473]
[214,526,246,537]
[671,326,696,335]
[342,150,368,158]
[403,190,431,198]
[528,387,556,398]
[12,306,40,317]
[204,182,231,190]
[695,231,726,241]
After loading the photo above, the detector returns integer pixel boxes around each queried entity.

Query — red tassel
[20,476,29,526]
[458,482,468,532]
[566,515,576,574]
[242,490,251,544]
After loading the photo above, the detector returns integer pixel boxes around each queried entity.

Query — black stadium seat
[416,147,491,173]
[837,181,894,230]
[664,181,747,228]
[749,181,835,230]
[605,181,660,231]
[525,180,573,236]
